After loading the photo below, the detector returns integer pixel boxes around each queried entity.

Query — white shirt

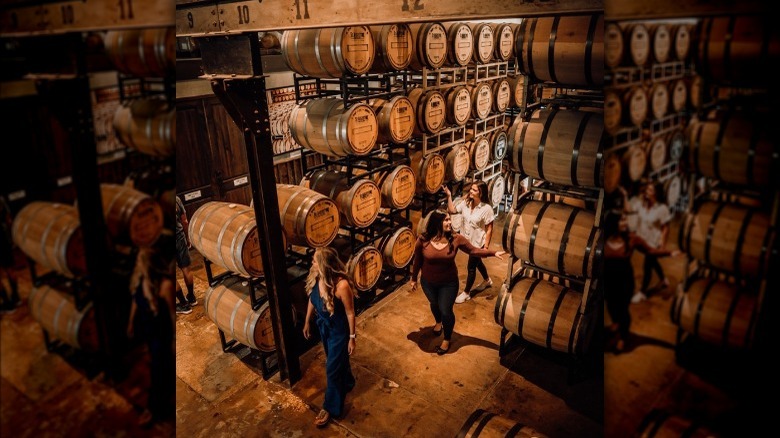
[629,196,671,249]
[456,201,495,248]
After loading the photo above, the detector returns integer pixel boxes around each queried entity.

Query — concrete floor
[175,212,603,438]
[0,257,175,437]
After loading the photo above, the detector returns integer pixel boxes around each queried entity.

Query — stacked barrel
[604,20,695,210]
[497,13,605,356]
[671,16,780,353]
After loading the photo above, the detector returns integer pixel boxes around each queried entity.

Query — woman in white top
[627,182,672,303]
[443,181,495,304]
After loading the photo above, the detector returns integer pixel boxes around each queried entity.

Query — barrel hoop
[743,292,759,349]
[517,278,543,337]
[472,412,496,437]
[527,19,537,76]
[568,301,582,354]
[756,224,773,286]
[536,109,558,181]
[506,420,529,438]
[672,284,686,324]
[702,18,714,76]
[456,409,486,438]
[723,17,736,82]
[216,209,247,274]
[547,286,570,349]
[231,213,256,277]
[558,209,579,274]
[713,109,734,180]
[582,225,598,277]
[244,293,257,350]
[584,14,598,85]
[40,210,71,274]
[746,114,762,187]
[502,211,513,259]
[310,30,326,77]
[196,203,221,258]
[229,288,246,344]
[732,209,754,278]
[516,117,531,174]
[683,205,699,253]
[571,112,594,187]
[52,294,68,345]
[722,283,743,348]
[279,188,303,235]
[691,122,705,175]
[17,202,47,250]
[548,16,560,83]
[495,284,508,325]
[703,203,727,266]
[528,203,553,267]
[72,303,92,350]
[332,27,346,75]
[53,218,77,275]
[693,279,718,338]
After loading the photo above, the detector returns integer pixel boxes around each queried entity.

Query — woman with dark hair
[604,208,675,351]
[410,210,505,355]
[443,181,495,303]
[302,247,357,427]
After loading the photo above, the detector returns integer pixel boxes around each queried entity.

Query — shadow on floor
[605,331,676,355]
[406,327,499,354]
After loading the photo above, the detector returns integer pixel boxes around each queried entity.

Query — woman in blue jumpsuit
[303,247,357,427]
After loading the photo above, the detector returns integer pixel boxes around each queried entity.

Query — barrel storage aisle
[1,9,176,436]
[603,12,779,437]
[604,18,696,214]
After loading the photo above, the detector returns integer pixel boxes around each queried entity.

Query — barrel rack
[1,1,176,380]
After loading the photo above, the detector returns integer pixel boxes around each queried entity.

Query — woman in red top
[410,210,505,354]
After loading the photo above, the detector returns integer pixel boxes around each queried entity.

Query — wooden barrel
[372,165,416,209]
[445,22,474,66]
[12,202,86,277]
[636,410,718,438]
[603,153,622,194]
[495,279,585,354]
[410,151,446,194]
[671,279,758,350]
[503,200,601,278]
[688,111,776,187]
[100,184,164,247]
[664,175,682,207]
[260,32,281,49]
[103,27,175,77]
[667,129,685,161]
[289,99,378,157]
[457,409,548,438]
[445,143,471,182]
[331,238,383,291]
[516,14,604,87]
[491,78,511,113]
[409,22,448,70]
[468,136,491,171]
[604,90,622,135]
[281,26,375,78]
[506,75,525,108]
[671,25,692,61]
[445,85,472,127]
[470,22,495,64]
[488,174,506,208]
[490,129,508,161]
[624,23,651,66]
[532,191,587,209]
[507,109,603,188]
[302,169,380,228]
[493,23,515,62]
[698,16,780,84]
[650,24,671,64]
[468,82,493,120]
[371,96,415,144]
[370,24,413,72]
[113,99,175,157]
[647,136,667,171]
[688,75,706,109]
[680,201,774,278]
[605,22,624,68]
[29,285,99,351]
[189,202,272,278]
[276,184,340,247]
[649,82,669,120]
[669,79,687,113]
[205,276,275,352]
[379,226,416,269]
[407,88,447,135]
[623,144,647,182]
[623,86,648,127]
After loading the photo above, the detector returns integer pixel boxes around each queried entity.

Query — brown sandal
[314,409,330,427]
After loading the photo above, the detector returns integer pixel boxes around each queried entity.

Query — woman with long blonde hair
[303,247,357,427]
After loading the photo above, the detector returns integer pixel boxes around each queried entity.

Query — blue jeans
[420,278,459,340]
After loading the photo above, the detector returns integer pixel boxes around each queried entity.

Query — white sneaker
[630,292,647,304]
[455,292,471,304]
